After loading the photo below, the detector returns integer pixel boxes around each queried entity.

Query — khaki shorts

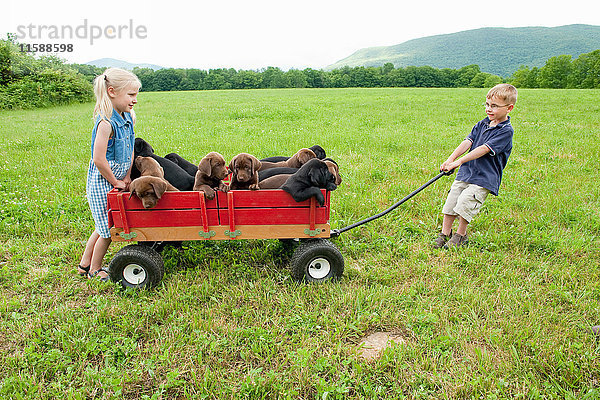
[442,180,490,223]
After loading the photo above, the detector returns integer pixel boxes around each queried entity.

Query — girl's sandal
[88,268,110,282]
[77,265,90,277]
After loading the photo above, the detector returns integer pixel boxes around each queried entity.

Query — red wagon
[107,188,343,288]
[106,170,452,289]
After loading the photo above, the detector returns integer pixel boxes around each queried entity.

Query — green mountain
[327,24,600,77]
[85,58,163,71]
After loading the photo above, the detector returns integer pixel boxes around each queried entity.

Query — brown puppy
[324,160,342,186]
[193,152,230,199]
[129,176,179,209]
[135,156,165,178]
[259,148,316,171]
[229,153,261,190]
[258,174,292,189]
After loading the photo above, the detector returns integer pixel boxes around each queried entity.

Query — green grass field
[1,88,599,399]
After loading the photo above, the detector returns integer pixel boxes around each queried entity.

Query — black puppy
[281,159,337,205]
[261,145,326,163]
[258,167,298,181]
[164,152,198,177]
[132,138,195,191]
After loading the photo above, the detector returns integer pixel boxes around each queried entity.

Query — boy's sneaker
[433,231,452,249]
[444,233,468,249]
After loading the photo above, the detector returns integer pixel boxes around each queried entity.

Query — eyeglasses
[483,102,511,110]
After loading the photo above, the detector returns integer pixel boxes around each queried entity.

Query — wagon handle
[329,169,454,238]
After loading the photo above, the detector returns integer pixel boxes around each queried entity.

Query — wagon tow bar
[329,169,454,238]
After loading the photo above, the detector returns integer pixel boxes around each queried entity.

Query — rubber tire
[290,239,344,282]
[109,244,165,289]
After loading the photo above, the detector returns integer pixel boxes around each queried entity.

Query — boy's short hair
[487,83,518,105]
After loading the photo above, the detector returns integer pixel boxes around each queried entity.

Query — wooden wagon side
[107,188,331,242]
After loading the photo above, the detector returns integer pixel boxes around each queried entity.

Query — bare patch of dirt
[357,331,407,361]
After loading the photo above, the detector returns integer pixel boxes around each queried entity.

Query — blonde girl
[77,68,141,281]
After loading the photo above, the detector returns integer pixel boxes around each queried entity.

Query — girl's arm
[93,120,126,190]
[440,139,472,171]
[123,149,134,188]
[123,118,136,187]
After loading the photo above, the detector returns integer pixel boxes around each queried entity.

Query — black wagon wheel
[290,239,344,282]
[108,244,165,289]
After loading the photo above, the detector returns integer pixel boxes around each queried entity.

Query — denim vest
[91,109,135,164]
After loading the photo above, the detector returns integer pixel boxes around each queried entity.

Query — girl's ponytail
[93,74,113,121]
[93,68,142,122]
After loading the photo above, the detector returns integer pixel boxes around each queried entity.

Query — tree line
[127,64,504,91]
[1,33,599,110]
[510,51,600,88]
[80,49,600,92]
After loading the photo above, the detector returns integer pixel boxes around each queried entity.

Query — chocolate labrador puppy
[281,159,337,205]
[133,138,195,191]
[193,152,230,199]
[229,153,261,190]
[129,176,179,209]
[259,148,316,171]
[164,152,198,177]
[324,158,342,186]
[258,167,298,181]
[135,156,164,178]
[260,145,327,163]
[258,174,292,189]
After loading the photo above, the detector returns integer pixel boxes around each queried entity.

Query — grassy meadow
[0,88,599,399]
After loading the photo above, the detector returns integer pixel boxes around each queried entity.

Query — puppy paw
[202,187,215,200]
[249,183,260,190]
[316,194,325,206]
[219,183,230,193]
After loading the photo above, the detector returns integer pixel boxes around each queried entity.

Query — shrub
[0,36,93,110]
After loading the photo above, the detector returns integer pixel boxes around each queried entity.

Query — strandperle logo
[15,19,148,45]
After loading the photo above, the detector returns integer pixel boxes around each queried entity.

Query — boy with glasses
[434,83,518,249]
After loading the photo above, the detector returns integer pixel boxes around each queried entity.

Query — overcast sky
[3,0,599,70]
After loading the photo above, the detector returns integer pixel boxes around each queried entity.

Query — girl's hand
[123,175,132,189]
[114,180,127,191]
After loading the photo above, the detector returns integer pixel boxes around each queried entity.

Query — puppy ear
[251,156,262,174]
[128,180,137,199]
[198,156,212,177]
[228,155,237,173]
[150,179,167,199]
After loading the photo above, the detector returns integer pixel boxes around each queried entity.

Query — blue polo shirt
[456,116,513,196]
